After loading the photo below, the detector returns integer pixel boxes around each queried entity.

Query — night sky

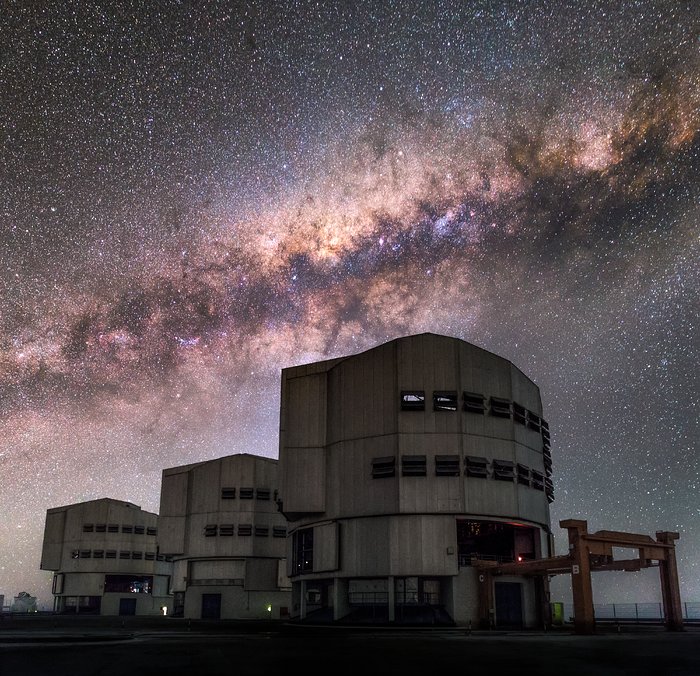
[1,1,698,609]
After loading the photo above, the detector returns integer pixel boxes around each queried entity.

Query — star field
[0,1,698,608]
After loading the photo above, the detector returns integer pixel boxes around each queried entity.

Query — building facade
[40,498,173,615]
[278,332,554,627]
[158,453,291,620]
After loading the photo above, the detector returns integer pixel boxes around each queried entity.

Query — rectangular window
[204,524,217,537]
[221,487,236,499]
[292,527,314,574]
[239,487,254,499]
[146,526,157,536]
[119,551,131,559]
[132,551,143,560]
[121,525,133,534]
[156,554,165,561]
[527,410,541,432]
[371,456,396,478]
[273,526,287,538]
[517,464,531,486]
[513,402,527,425]
[79,550,91,558]
[400,390,425,410]
[105,550,117,559]
[531,471,544,490]
[104,574,153,594]
[256,488,271,501]
[492,459,515,481]
[237,524,252,536]
[82,524,94,533]
[144,552,156,561]
[93,550,104,559]
[463,391,485,413]
[219,524,234,536]
[489,397,512,418]
[465,456,489,478]
[95,524,106,533]
[401,454,427,476]
[433,391,458,411]
[107,524,119,533]
[545,477,555,502]
[255,526,269,537]
[435,455,460,476]
[134,525,145,535]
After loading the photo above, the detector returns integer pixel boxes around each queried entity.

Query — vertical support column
[477,568,494,629]
[656,531,683,631]
[388,576,395,622]
[561,519,595,635]
[299,579,307,620]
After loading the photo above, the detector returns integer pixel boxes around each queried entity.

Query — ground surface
[1,616,699,676]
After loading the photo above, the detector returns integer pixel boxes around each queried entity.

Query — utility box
[551,601,564,626]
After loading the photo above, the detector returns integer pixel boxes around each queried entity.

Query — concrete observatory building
[278,333,554,627]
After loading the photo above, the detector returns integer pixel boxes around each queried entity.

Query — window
[221,487,236,499]
[255,526,270,537]
[256,488,271,501]
[435,455,460,476]
[517,464,531,486]
[105,550,117,559]
[239,487,254,499]
[104,574,153,594]
[465,456,488,478]
[527,410,541,432]
[541,419,550,443]
[204,524,217,537]
[492,459,515,481]
[146,526,157,536]
[531,470,544,491]
[545,477,555,503]
[219,524,234,536]
[237,524,252,536]
[79,550,91,558]
[489,397,512,418]
[93,550,104,559]
[400,390,425,410]
[371,456,396,478]
[273,526,287,538]
[132,551,143,560]
[543,447,553,475]
[145,552,156,560]
[292,527,314,573]
[433,391,458,411]
[121,525,133,534]
[156,554,165,561]
[95,524,106,533]
[463,391,485,413]
[134,525,145,535]
[513,403,527,425]
[119,551,131,559]
[401,455,427,476]
[107,524,119,533]
[82,524,94,533]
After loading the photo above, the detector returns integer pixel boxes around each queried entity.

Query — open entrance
[119,598,137,616]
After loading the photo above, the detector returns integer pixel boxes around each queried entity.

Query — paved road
[2,620,700,676]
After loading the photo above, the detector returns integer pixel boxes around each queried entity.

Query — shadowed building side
[278,332,554,627]
[158,453,292,619]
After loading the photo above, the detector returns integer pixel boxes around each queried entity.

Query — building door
[119,598,137,616]
[495,582,523,627]
[201,593,222,619]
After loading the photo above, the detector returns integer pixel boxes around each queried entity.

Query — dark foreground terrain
[2,616,699,676]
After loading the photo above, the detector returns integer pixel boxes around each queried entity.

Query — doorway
[201,593,222,619]
[495,582,523,627]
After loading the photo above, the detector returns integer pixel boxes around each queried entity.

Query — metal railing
[560,602,700,622]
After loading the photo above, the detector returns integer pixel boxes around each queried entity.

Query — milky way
[1,1,698,607]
